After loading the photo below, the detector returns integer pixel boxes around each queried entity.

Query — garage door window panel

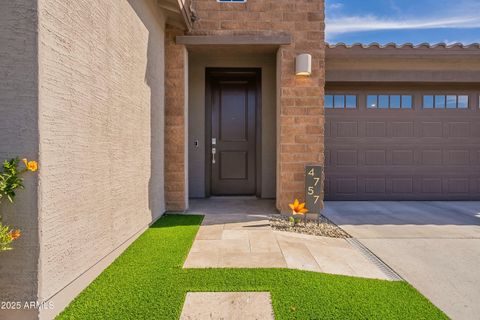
[401,95,412,109]
[447,95,457,109]
[423,95,434,109]
[345,95,357,109]
[334,95,345,109]
[435,95,446,109]
[367,95,377,109]
[390,95,401,109]
[379,95,389,109]
[326,94,358,109]
[325,95,334,109]
[424,94,470,109]
[458,95,469,109]
[368,94,413,109]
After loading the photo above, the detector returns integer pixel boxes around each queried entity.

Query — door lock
[212,147,216,164]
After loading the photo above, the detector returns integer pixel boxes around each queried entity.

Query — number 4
[308,168,315,176]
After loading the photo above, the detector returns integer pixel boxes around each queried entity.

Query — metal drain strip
[346,238,403,281]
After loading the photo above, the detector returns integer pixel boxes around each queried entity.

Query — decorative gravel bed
[270,215,351,238]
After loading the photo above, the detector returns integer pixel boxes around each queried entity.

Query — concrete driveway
[323,201,480,320]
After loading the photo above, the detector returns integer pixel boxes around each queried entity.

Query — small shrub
[0,157,38,251]
[0,222,21,251]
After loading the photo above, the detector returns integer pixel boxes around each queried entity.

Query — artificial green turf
[57,215,447,319]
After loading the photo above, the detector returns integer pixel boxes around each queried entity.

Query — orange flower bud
[9,229,21,240]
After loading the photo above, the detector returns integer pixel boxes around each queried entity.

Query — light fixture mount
[295,53,312,76]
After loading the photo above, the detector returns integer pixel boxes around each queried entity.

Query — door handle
[212,147,216,164]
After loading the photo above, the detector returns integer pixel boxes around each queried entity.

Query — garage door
[325,94,480,200]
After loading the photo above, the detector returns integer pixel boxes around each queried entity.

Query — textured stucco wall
[188,52,277,198]
[36,0,166,317]
[0,1,40,319]
[326,49,480,83]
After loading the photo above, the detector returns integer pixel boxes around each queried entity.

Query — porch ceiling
[185,44,281,55]
[176,34,292,46]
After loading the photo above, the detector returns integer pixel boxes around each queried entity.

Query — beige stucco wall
[0,1,40,319]
[36,0,166,318]
[188,52,277,198]
[326,48,480,83]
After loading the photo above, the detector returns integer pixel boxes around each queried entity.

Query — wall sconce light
[295,53,312,76]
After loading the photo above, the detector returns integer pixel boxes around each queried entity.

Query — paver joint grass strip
[57,214,448,320]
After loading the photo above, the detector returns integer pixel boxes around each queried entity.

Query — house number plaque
[305,165,323,214]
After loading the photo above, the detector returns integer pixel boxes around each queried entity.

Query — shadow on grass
[150,214,204,228]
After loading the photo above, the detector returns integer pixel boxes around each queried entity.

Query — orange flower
[289,199,309,215]
[9,229,21,240]
[27,161,38,172]
[23,158,38,172]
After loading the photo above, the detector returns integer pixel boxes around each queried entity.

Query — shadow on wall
[128,0,166,222]
[0,0,40,318]
[323,201,480,226]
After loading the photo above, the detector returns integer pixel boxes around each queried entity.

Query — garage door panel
[392,178,414,193]
[365,178,386,193]
[471,122,480,136]
[366,121,386,137]
[421,178,443,193]
[324,177,331,195]
[324,149,331,166]
[421,150,443,165]
[421,121,443,137]
[336,121,358,137]
[336,178,357,194]
[392,150,414,165]
[325,106,480,200]
[447,122,470,137]
[446,178,470,193]
[365,150,386,165]
[325,120,332,137]
[390,121,415,137]
[336,150,358,166]
[445,150,470,165]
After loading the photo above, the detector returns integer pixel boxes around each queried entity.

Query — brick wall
[165,26,188,211]
[189,0,326,212]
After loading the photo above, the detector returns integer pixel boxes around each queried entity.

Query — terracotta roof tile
[326,42,480,49]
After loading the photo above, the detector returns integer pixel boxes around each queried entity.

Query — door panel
[209,76,257,195]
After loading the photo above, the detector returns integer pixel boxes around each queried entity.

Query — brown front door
[207,69,260,196]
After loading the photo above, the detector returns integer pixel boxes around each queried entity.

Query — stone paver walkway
[184,198,394,280]
[180,292,274,320]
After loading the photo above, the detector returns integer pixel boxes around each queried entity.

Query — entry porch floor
[184,198,393,280]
